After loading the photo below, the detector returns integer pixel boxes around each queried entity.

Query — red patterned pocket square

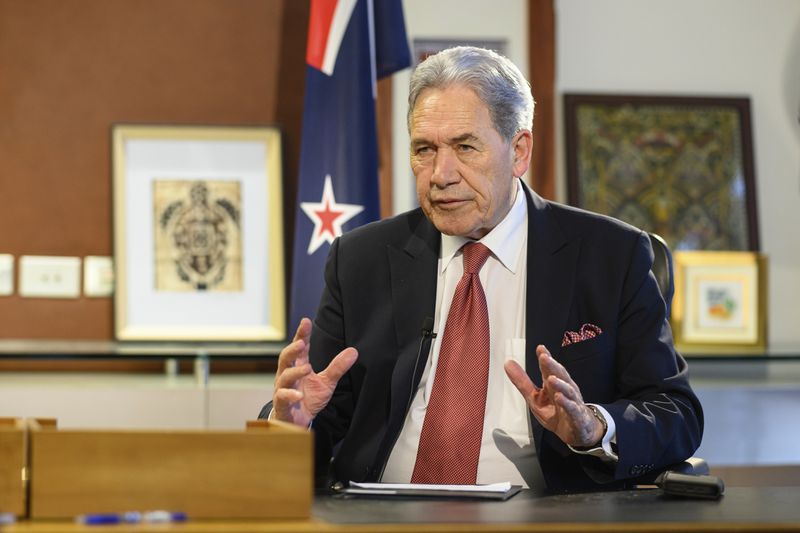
[561,323,603,347]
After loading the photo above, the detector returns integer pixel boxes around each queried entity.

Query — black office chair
[648,232,674,314]
[637,233,709,481]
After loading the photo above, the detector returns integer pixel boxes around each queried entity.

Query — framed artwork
[672,251,767,353]
[412,38,507,65]
[112,125,286,341]
[564,94,759,251]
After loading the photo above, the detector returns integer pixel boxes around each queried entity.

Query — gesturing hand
[272,318,358,428]
[504,344,604,448]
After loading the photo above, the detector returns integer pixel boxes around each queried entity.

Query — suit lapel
[370,211,439,479]
[388,212,440,354]
[522,184,581,453]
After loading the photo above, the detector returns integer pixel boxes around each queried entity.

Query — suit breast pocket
[555,333,615,400]
[556,332,611,362]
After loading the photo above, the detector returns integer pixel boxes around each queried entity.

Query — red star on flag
[300,175,364,254]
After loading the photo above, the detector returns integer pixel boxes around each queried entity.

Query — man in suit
[265,46,703,491]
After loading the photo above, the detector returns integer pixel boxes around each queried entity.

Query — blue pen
[76,511,187,525]
[76,513,124,525]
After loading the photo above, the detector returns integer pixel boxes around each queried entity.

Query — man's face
[410,84,531,240]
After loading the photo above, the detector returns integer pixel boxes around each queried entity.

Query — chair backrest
[648,232,674,313]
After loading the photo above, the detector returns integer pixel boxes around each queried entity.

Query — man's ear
[511,129,533,178]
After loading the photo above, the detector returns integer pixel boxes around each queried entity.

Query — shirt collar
[440,179,527,274]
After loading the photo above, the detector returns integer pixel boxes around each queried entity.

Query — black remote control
[655,471,725,500]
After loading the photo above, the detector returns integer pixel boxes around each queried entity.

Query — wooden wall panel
[528,0,556,200]
[0,0,307,340]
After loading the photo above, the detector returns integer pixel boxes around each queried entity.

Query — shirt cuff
[568,403,618,462]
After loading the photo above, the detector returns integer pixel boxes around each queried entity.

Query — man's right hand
[272,317,359,428]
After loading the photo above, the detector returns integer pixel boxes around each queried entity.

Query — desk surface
[4,487,800,533]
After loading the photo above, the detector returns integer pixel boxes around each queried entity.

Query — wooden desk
[4,487,800,533]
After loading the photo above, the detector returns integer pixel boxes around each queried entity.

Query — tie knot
[462,242,491,274]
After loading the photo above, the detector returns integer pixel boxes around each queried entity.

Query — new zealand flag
[289,0,411,330]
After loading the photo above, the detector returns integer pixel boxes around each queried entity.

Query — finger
[537,345,565,378]
[274,363,312,390]
[553,392,583,418]
[552,392,585,435]
[319,347,358,385]
[504,360,538,399]
[537,346,582,401]
[277,320,312,374]
[277,339,308,375]
[274,387,304,405]
[536,345,555,380]
[545,375,582,405]
[293,318,313,366]
[272,388,305,420]
[296,317,313,338]
[505,360,554,427]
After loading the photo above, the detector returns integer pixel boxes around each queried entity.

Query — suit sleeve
[600,231,704,481]
[306,238,356,483]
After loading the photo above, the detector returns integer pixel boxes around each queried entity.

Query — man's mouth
[432,198,469,209]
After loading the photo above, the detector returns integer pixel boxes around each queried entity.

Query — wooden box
[0,418,26,517]
[29,420,312,519]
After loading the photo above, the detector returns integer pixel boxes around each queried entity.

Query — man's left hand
[504,344,605,448]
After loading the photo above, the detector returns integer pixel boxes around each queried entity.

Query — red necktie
[411,242,491,484]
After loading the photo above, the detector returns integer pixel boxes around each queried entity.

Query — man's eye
[457,144,475,152]
[415,146,433,155]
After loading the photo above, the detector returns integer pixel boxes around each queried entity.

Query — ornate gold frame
[672,251,767,354]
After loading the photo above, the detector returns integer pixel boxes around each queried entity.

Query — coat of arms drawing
[153,180,243,291]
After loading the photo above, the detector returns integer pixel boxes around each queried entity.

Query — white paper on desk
[349,481,512,493]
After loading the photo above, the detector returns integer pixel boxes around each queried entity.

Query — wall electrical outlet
[84,256,114,297]
[0,254,13,296]
[19,255,81,298]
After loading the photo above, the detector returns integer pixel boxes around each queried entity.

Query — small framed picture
[112,124,286,341]
[672,251,767,353]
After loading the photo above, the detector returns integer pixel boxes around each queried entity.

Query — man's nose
[430,148,460,187]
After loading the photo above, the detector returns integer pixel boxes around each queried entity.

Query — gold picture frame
[672,251,767,354]
[112,125,285,341]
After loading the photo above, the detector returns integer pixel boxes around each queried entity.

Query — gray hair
[407,46,535,142]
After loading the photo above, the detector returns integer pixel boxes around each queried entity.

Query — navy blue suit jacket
[286,182,703,491]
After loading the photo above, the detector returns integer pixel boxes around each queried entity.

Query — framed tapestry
[112,125,286,341]
[564,94,759,251]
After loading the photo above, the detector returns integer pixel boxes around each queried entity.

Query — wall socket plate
[0,254,13,296]
[84,256,114,297]
[19,255,81,298]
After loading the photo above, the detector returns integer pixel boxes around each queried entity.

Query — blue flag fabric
[289,0,411,331]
